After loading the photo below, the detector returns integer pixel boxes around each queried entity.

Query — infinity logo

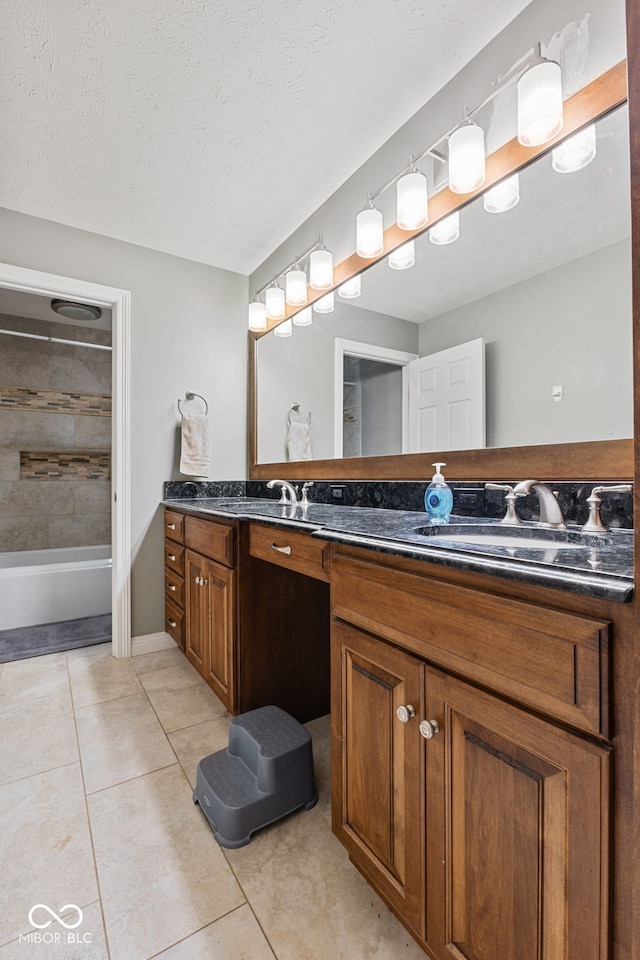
[28,904,84,930]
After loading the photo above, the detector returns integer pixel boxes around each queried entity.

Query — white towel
[180,414,212,477]
[287,420,312,461]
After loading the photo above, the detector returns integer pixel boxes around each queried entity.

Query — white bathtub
[0,545,112,631]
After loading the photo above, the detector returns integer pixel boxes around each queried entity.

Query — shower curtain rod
[0,328,112,352]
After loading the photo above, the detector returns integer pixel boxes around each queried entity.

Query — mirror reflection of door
[407,337,486,452]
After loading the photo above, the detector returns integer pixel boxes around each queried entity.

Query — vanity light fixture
[248,298,267,332]
[338,275,362,299]
[356,200,384,258]
[388,240,415,270]
[309,245,334,290]
[293,306,312,326]
[552,123,596,173]
[265,282,285,320]
[396,168,428,230]
[448,121,486,194]
[285,266,307,306]
[483,172,520,213]
[517,53,563,147]
[429,211,460,245]
[313,291,334,313]
[274,318,293,337]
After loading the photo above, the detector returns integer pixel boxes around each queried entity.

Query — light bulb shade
[338,275,361,299]
[313,291,334,313]
[265,284,285,319]
[274,318,292,338]
[285,268,307,305]
[309,248,333,290]
[483,173,520,213]
[293,306,312,326]
[449,122,486,194]
[517,58,563,147]
[356,206,384,258]
[388,240,415,270]
[429,211,460,245]
[396,171,428,230]
[552,124,596,173]
[248,300,267,331]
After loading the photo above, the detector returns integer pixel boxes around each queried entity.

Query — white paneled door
[408,338,485,452]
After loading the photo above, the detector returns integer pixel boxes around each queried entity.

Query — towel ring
[177,391,209,416]
[288,402,311,426]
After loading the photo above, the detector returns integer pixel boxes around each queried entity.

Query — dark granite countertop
[163,497,634,603]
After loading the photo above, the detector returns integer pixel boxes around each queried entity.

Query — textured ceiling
[1,0,533,275]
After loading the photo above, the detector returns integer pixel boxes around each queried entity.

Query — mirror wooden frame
[249,60,632,481]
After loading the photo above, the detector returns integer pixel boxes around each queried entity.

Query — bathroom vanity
[163,495,632,960]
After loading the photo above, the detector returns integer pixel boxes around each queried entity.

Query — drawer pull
[419,719,441,740]
[167,618,177,628]
[396,704,416,723]
[167,523,176,530]
[271,543,292,556]
[167,583,176,591]
[167,553,176,562]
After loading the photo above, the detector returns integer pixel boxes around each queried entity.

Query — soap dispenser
[425,462,453,523]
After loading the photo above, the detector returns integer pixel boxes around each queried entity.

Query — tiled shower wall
[0,312,112,552]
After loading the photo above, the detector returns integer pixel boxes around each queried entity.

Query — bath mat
[0,614,112,663]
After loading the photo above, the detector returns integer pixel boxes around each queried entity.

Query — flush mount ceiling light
[388,240,415,270]
[429,211,460,245]
[285,267,307,306]
[338,275,361,299]
[293,306,312,326]
[517,55,563,147]
[448,121,486,194]
[273,318,293,338]
[248,298,267,332]
[51,299,102,322]
[356,202,384,258]
[309,246,333,290]
[265,283,285,320]
[483,173,520,213]
[397,169,428,230]
[552,123,597,173]
[313,292,334,313]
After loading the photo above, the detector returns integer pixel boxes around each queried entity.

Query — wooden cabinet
[164,510,186,650]
[185,549,235,706]
[331,548,611,960]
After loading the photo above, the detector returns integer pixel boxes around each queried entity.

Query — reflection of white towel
[287,420,311,461]
[180,414,211,477]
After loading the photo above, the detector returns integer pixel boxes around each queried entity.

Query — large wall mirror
[250,67,633,480]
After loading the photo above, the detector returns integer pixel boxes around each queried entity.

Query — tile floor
[0,644,426,960]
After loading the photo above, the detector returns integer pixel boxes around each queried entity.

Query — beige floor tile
[0,693,78,786]
[0,901,109,960]
[66,642,113,665]
[68,651,143,709]
[153,905,276,960]
[88,764,245,960]
[305,714,331,824]
[168,715,231,788]
[0,652,70,707]
[140,664,228,733]
[225,808,426,960]
[0,763,98,947]
[75,691,176,794]
[131,647,187,677]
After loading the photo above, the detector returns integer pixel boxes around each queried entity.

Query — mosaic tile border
[0,385,111,417]
[20,451,111,481]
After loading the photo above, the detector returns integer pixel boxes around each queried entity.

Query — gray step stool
[193,705,318,848]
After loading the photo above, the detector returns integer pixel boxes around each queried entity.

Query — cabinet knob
[167,523,176,530]
[396,704,416,723]
[168,583,176,591]
[167,554,176,562]
[419,719,441,740]
[271,543,292,556]
[167,619,177,628]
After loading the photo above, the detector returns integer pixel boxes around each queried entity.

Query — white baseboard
[131,631,176,656]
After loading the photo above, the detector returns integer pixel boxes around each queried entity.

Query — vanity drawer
[249,523,330,582]
[164,568,184,607]
[165,598,184,649]
[331,552,610,737]
[184,516,235,567]
[165,509,185,543]
[164,541,185,576]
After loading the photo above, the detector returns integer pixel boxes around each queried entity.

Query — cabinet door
[185,551,206,672]
[331,620,425,936]
[202,556,235,707]
[424,666,610,960]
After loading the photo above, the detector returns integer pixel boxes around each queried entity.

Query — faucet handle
[484,483,523,526]
[582,484,632,533]
[300,481,314,505]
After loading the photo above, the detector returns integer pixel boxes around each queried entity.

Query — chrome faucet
[266,478,299,505]
[512,480,566,529]
[582,484,632,533]
[300,481,314,506]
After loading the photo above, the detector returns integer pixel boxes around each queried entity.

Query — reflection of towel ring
[177,391,209,416]
[288,402,311,426]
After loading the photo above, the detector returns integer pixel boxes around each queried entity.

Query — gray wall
[257,303,418,462]
[418,240,633,446]
[0,207,247,637]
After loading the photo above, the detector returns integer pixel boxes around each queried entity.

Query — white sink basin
[433,533,588,550]
[413,523,610,551]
